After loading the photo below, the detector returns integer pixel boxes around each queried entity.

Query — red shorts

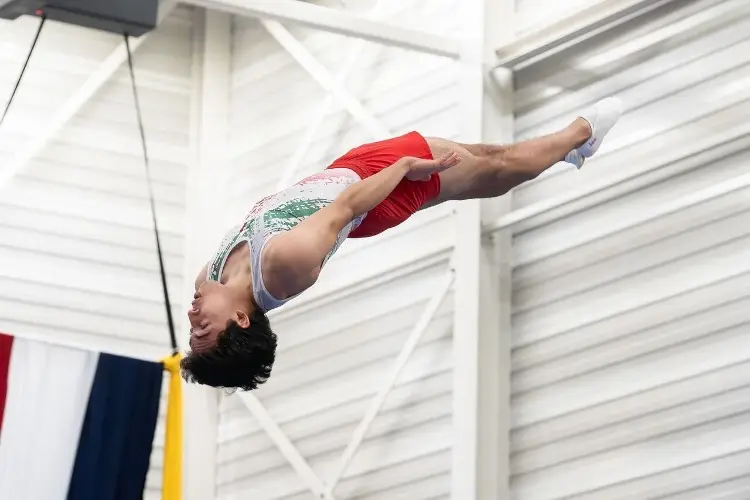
[327,131,440,238]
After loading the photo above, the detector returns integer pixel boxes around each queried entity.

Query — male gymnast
[182,97,623,390]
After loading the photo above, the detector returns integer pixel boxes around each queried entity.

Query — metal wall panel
[509,1,750,498]
[0,7,195,499]
[516,0,603,34]
[0,7,194,359]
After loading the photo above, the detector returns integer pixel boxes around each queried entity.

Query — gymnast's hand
[404,151,461,181]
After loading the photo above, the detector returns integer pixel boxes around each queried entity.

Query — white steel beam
[0,30,155,192]
[494,0,680,68]
[452,0,514,499]
[179,9,229,500]
[452,35,485,500]
[261,19,390,140]
[326,271,455,496]
[276,0,396,191]
[158,0,181,22]
[183,0,461,59]
[575,0,742,70]
[238,392,335,500]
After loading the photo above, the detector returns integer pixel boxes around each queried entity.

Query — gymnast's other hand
[404,151,461,181]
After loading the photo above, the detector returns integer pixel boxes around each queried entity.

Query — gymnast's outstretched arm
[261,152,461,299]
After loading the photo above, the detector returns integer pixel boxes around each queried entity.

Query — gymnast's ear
[235,310,251,328]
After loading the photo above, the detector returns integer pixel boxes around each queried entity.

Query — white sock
[564,149,585,169]
[577,97,624,158]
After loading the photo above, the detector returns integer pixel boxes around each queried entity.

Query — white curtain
[0,337,99,500]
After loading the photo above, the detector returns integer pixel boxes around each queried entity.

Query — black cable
[0,15,46,130]
[124,33,179,355]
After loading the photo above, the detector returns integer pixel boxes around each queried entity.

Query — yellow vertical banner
[161,354,183,500]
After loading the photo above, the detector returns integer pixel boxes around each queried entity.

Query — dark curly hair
[180,310,277,391]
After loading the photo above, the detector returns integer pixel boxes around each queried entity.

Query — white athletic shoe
[565,96,623,169]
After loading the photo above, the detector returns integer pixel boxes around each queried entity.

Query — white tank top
[205,168,365,312]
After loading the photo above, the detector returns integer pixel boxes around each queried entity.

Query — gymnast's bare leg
[422,97,623,206]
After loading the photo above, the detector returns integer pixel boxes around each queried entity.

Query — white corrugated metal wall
[0,8,192,360]
[5,0,750,498]
[216,0,462,498]
[510,0,750,498]
[0,6,195,498]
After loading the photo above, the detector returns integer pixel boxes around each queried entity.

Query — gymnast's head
[181,280,277,391]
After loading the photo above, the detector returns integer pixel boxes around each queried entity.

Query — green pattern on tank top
[207,222,243,282]
[260,198,330,233]
[204,168,365,311]
[207,198,338,282]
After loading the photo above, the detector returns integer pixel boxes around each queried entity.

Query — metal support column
[183,0,461,58]
[452,0,514,498]
[179,8,231,500]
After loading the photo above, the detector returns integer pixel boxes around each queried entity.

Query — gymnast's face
[187,281,250,352]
